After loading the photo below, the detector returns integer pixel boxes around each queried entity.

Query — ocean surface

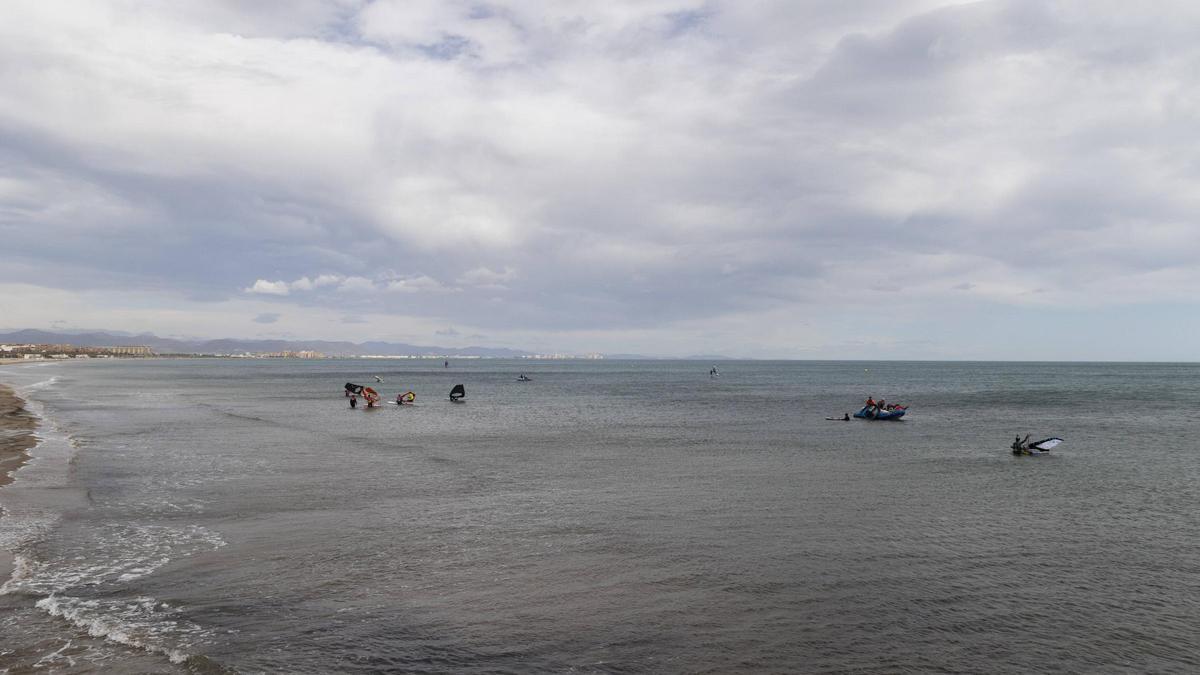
[1,359,1199,673]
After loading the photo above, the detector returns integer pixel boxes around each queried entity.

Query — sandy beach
[0,383,38,584]
[0,384,35,488]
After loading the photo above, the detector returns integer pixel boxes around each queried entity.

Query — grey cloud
[254,313,282,324]
[3,1,1199,356]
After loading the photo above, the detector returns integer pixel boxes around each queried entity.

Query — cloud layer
[2,0,1198,358]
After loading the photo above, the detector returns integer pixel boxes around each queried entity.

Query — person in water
[843,412,850,421]
[1011,434,1031,454]
[350,395,357,409]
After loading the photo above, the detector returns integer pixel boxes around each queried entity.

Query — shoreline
[0,383,39,585]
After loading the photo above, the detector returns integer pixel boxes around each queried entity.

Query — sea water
[1,359,1199,673]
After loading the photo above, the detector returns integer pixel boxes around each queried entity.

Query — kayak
[853,405,906,420]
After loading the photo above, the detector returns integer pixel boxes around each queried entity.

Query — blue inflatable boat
[854,405,906,420]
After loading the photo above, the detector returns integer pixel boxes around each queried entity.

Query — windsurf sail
[374,376,383,383]
[1029,437,1063,451]
[449,384,466,401]
[397,391,415,404]
[345,383,364,395]
[362,387,380,406]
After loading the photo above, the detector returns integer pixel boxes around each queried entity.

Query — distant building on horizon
[104,345,155,356]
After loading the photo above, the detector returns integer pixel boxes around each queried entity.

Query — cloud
[435,326,460,336]
[337,276,376,293]
[383,274,450,293]
[253,312,281,323]
[458,266,516,287]
[246,280,290,296]
[289,274,343,291]
[5,1,1200,358]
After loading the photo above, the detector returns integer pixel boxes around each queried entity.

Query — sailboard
[449,384,466,401]
[1012,436,1063,455]
[395,391,416,405]
[345,382,364,396]
[362,387,381,407]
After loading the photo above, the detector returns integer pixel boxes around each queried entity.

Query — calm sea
[1,359,1199,673]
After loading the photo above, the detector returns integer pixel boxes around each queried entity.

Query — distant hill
[0,329,535,358]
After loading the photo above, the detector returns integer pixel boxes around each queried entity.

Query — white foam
[37,594,197,664]
[3,523,226,596]
[1,376,226,665]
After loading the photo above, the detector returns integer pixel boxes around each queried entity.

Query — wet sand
[0,384,38,583]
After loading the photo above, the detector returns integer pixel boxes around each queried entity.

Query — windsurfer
[350,395,357,409]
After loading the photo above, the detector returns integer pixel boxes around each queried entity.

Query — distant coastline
[0,329,615,360]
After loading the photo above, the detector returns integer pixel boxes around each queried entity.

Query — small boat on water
[854,405,906,420]
[449,384,466,402]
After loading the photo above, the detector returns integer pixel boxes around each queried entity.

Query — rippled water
[2,359,1200,673]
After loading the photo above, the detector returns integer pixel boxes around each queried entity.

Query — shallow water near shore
[2,359,1200,673]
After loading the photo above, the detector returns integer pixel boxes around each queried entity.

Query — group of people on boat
[863,396,903,413]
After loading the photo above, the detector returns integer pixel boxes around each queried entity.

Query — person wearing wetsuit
[350,395,357,409]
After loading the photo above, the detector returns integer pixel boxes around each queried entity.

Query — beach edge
[0,382,39,585]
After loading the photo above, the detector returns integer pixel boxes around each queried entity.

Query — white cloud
[383,274,450,293]
[337,276,376,292]
[246,280,291,295]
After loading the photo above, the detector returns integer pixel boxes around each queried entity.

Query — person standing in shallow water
[350,395,357,409]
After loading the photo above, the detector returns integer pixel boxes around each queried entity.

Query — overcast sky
[2,1,1198,359]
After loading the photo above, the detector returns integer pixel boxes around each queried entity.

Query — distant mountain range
[0,329,536,358]
[0,329,738,360]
